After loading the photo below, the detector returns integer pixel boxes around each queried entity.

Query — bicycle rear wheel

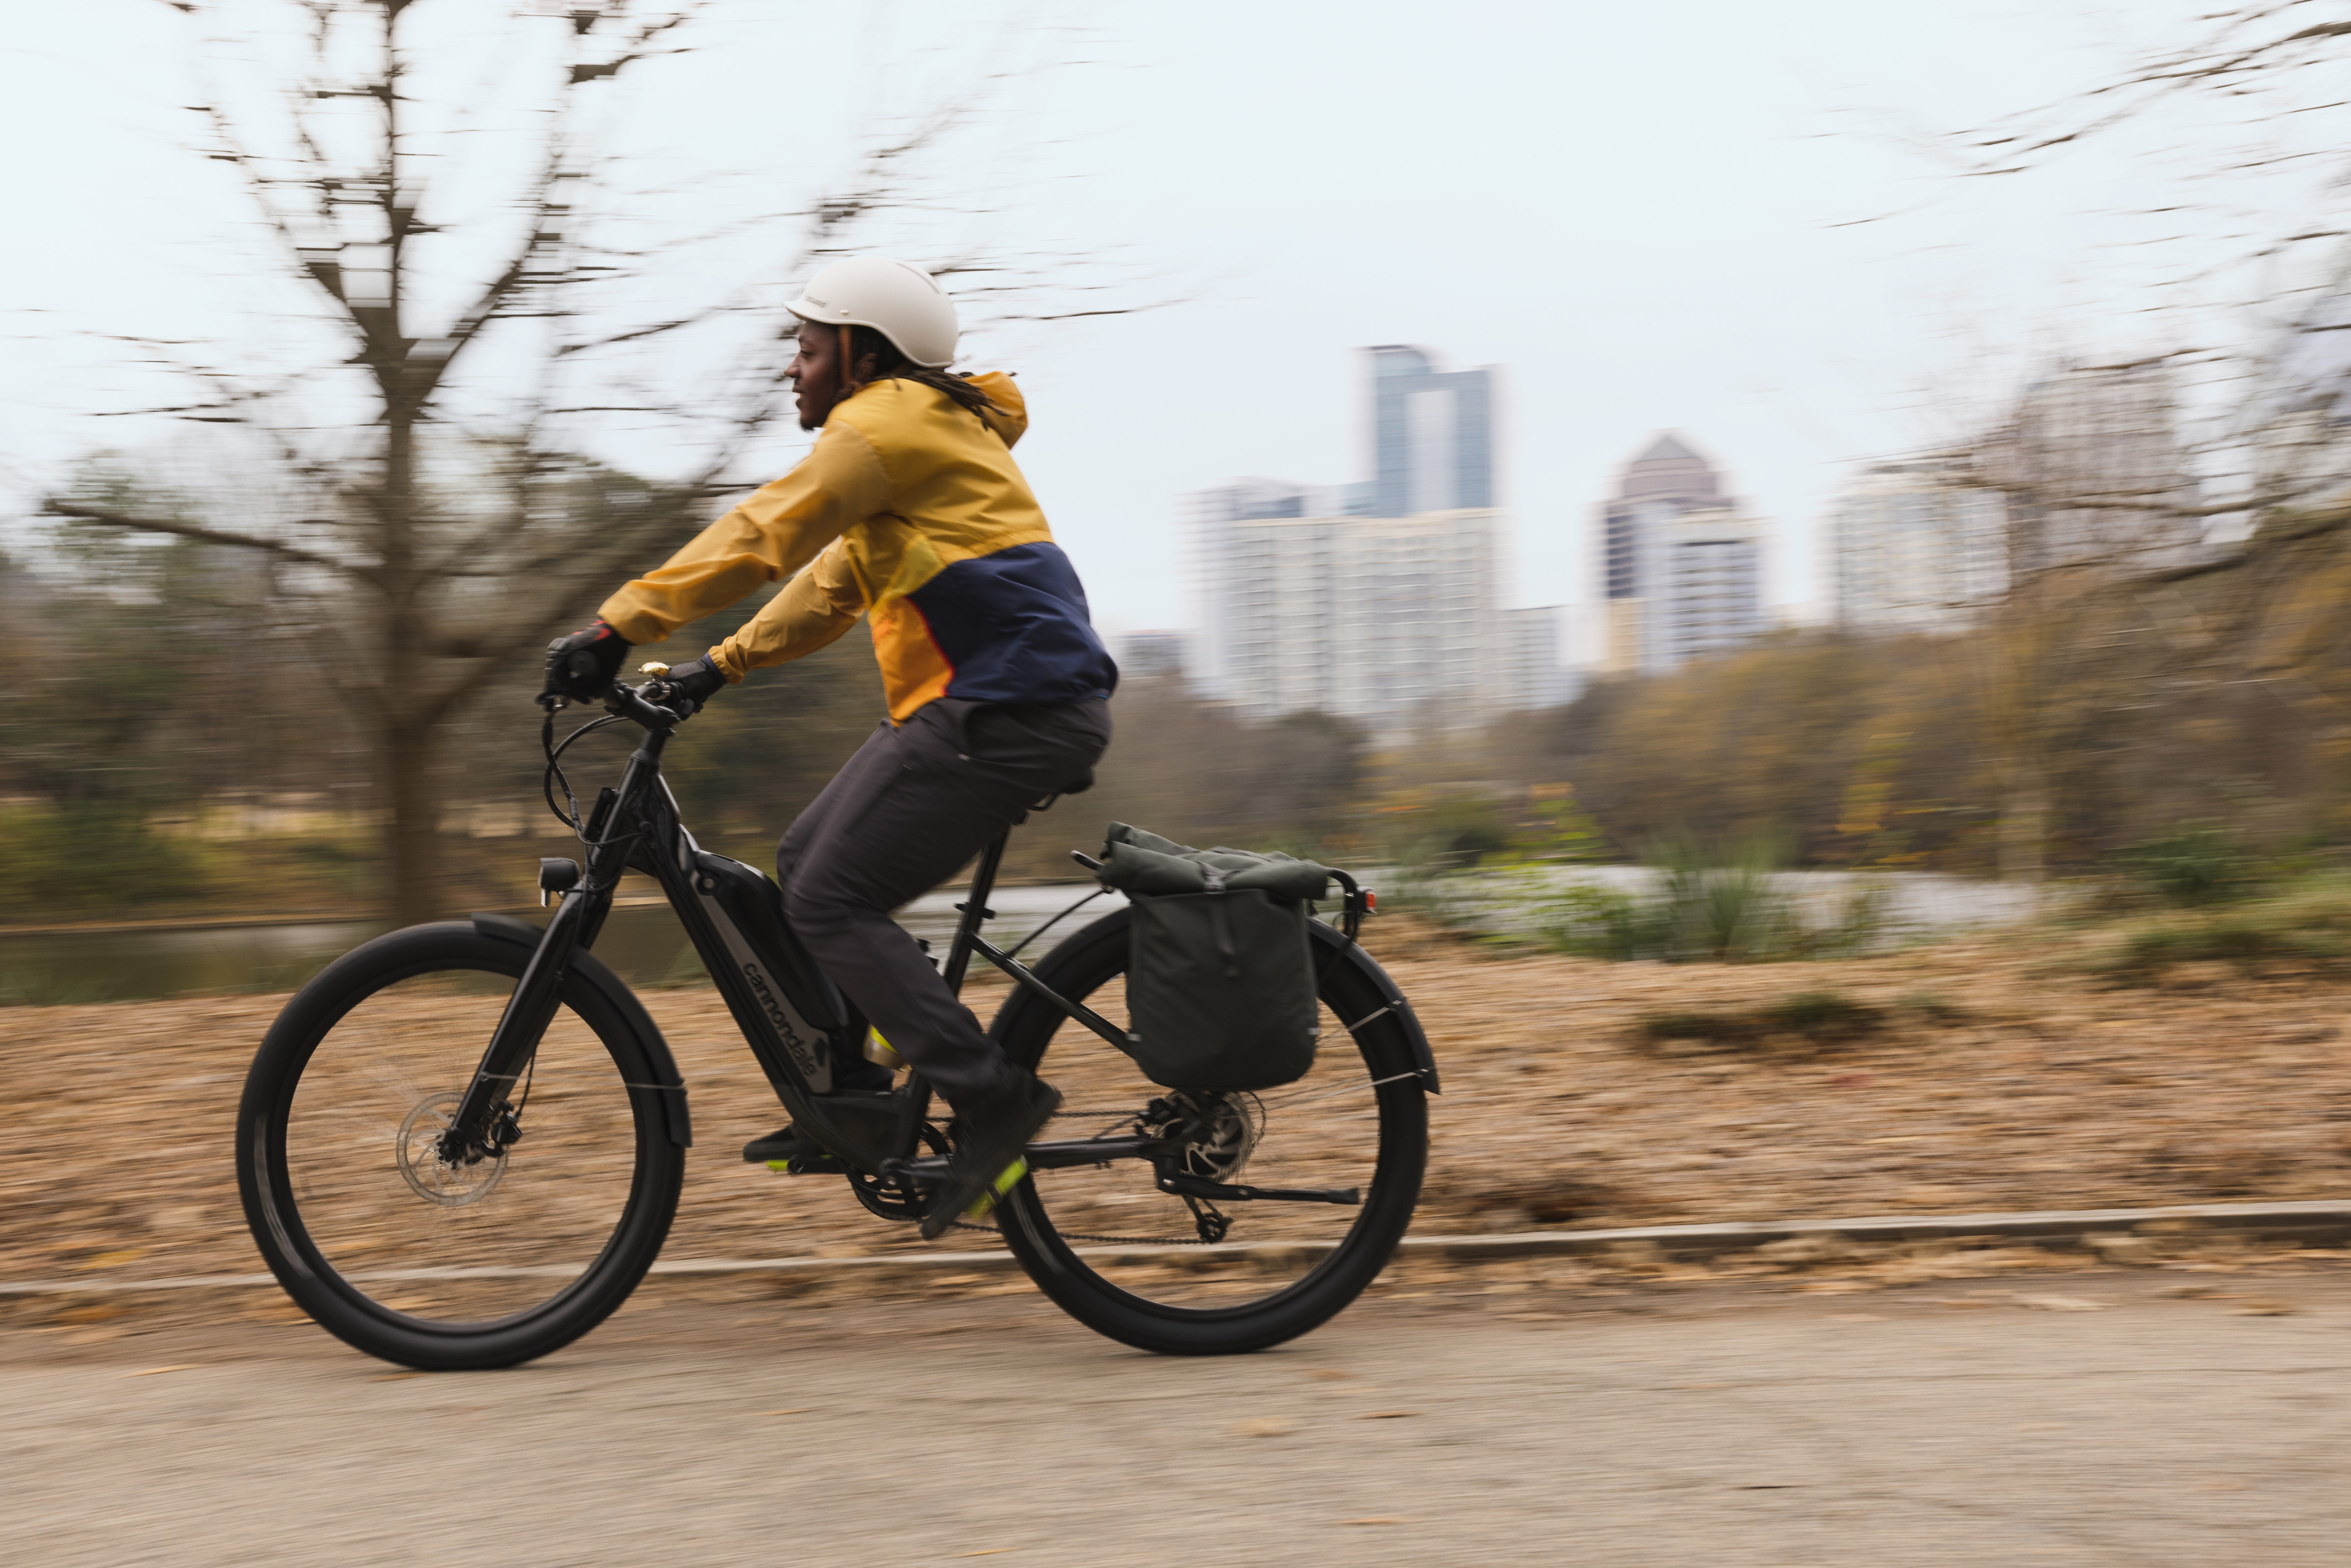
[236,922,686,1370]
[988,908,1428,1354]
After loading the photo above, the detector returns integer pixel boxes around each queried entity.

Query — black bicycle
[235,678,1436,1370]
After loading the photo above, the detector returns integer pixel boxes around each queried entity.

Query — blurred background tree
[36,0,1123,922]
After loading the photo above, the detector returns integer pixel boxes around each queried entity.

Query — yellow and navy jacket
[598,372,1117,723]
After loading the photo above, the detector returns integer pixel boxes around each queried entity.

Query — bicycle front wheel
[989,908,1429,1355]
[236,922,686,1370]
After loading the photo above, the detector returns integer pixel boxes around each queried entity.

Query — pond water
[0,882,1130,1007]
[1423,865,2046,942]
[0,867,2044,1007]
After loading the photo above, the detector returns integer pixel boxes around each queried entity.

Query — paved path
[7,1271,2349,1566]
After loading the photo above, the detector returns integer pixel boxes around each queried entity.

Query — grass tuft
[1633,989,1888,1055]
[2088,875,2351,983]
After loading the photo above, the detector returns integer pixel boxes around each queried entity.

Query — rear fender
[1310,922,1440,1093]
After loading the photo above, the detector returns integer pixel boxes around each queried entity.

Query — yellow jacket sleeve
[705,540,865,680]
[596,421,892,645]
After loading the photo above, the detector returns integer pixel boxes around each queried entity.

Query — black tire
[236,922,686,1371]
[988,908,1428,1355]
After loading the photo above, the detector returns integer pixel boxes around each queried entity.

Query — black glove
[542,619,631,704]
[649,654,727,716]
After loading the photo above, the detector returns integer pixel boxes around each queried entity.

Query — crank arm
[1155,1173,1361,1206]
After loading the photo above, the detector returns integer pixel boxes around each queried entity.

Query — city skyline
[1145,401,1817,693]
[1134,362,1818,671]
[1182,344,1564,725]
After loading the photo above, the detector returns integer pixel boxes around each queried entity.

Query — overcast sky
[0,2,2294,657]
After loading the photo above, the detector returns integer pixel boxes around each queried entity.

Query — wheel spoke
[990,909,1427,1352]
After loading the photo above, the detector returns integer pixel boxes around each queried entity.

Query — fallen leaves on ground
[5,918,2351,1298]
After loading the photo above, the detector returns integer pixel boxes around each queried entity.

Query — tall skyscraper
[1831,458,2008,633]
[1367,346,1495,518]
[1185,348,1558,727]
[1596,432,1767,674]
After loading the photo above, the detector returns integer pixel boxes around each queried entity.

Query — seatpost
[940,831,1009,996]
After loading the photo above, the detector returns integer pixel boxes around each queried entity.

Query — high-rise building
[1596,433,1767,674]
[1500,605,1576,709]
[1189,495,1507,723]
[1186,348,1558,727]
[1990,362,2197,578]
[1367,346,1496,517]
[1831,458,2008,633]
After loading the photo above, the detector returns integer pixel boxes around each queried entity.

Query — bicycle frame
[443,685,1136,1178]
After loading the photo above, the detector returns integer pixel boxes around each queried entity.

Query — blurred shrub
[1539,880,1652,960]
[2089,876,2351,982]
[2114,824,2252,906]
[0,806,209,918]
[1374,790,1516,874]
[1651,830,1789,961]
[1534,833,1885,963]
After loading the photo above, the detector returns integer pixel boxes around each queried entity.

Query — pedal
[766,1152,848,1177]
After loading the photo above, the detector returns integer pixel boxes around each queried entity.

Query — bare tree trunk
[377,397,444,922]
[382,708,441,925]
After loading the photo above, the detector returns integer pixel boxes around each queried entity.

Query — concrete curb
[8,1200,2348,1298]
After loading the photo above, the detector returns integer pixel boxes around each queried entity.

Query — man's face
[787,324,836,430]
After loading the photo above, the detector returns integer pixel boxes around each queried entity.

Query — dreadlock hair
[843,324,1003,418]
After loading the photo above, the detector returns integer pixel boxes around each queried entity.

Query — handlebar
[604,680,687,731]
[538,679,689,731]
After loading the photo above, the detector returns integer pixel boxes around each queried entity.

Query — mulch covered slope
[5,919,2347,1287]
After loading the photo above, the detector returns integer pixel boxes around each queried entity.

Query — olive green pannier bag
[1091,822,1339,1090]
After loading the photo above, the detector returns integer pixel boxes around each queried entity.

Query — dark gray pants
[777,697,1111,1123]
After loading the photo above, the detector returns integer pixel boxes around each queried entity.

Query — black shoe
[917,1075,1062,1241]
[742,1124,846,1175]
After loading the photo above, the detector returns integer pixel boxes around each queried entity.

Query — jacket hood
[837,371,1026,447]
[965,371,1026,447]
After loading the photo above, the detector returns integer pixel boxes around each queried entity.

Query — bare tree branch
[43,502,372,581]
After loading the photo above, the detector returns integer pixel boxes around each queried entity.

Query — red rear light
[1364,891,1378,911]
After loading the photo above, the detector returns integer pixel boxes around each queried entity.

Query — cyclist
[542,257,1116,1239]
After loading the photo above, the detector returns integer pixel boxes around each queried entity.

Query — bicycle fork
[442,729,664,1159]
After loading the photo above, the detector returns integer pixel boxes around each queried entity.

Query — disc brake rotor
[397,1095,509,1208]
[1151,1091,1263,1182]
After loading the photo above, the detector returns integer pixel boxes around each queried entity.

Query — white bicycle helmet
[787,257,958,370]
